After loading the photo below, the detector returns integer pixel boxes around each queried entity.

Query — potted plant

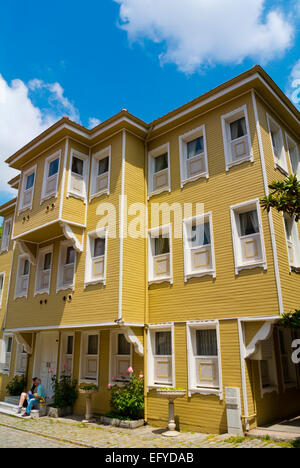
[156,387,186,437]
[48,369,78,418]
[101,367,145,429]
[79,384,98,422]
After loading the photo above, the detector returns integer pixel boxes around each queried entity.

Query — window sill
[34,289,50,297]
[275,163,288,176]
[40,193,58,204]
[84,279,106,288]
[67,191,87,204]
[56,284,75,293]
[261,385,278,397]
[18,205,32,216]
[148,277,173,286]
[0,249,9,254]
[89,190,110,202]
[0,371,10,376]
[79,378,98,386]
[148,186,171,200]
[181,172,209,188]
[14,292,28,300]
[291,266,300,274]
[188,387,222,398]
[226,155,253,171]
[235,262,267,275]
[185,271,216,282]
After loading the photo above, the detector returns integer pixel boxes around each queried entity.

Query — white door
[34,332,59,398]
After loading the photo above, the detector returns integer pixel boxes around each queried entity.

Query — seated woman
[17,377,46,417]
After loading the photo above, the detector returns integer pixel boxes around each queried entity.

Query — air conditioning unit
[249,337,273,361]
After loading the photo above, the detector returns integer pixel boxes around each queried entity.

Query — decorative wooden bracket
[17,241,36,265]
[60,223,83,253]
[245,321,276,358]
[123,327,144,356]
[14,332,32,355]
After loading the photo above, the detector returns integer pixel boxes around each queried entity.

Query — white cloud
[287,59,300,108]
[0,75,80,195]
[114,0,294,73]
[88,117,101,129]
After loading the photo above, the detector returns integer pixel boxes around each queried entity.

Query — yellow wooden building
[0,65,299,434]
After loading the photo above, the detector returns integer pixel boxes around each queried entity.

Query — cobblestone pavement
[0,413,295,448]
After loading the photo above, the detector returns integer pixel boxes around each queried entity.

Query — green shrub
[6,375,27,396]
[51,373,78,409]
[108,370,144,421]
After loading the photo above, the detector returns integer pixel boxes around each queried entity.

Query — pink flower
[128,366,133,374]
[139,374,144,379]
[112,376,116,381]
[48,368,54,374]
[63,364,67,368]
[108,384,111,389]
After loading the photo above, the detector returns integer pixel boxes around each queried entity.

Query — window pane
[155,331,171,355]
[7,337,12,353]
[154,236,170,256]
[26,172,35,190]
[67,336,73,355]
[0,275,3,290]
[196,329,217,356]
[154,153,168,173]
[188,222,210,247]
[4,222,11,236]
[87,335,98,355]
[93,238,105,258]
[66,247,75,265]
[289,146,299,174]
[260,360,270,387]
[284,218,293,241]
[23,260,29,276]
[72,157,84,176]
[48,158,59,177]
[187,137,204,159]
[118,334,130,355]
[239,210,259,236]
[230,117,246,140]
[98,157,109,175]
[43,252,52,271]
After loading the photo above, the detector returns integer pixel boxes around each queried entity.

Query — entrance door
[34,332,59,398]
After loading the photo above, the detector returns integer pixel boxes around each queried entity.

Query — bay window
[110,332,132,383]
[15,255,30,299]
[35,246,53,295]
[179,126,208,185]
[148,225,172,284]
[147,326,174,387]
[41,151,61,201]
[90,147,111,200]
[148,143,170,197]
[267,114,288,173]
[19,166,36,212]
[221,106,252,170]
[230,200,266,274]
[85,229,107,287]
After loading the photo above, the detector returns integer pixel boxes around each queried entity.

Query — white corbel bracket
[123,327,144,356]
[14,332,32,355]
[60,223,83,253]
[17,241,36,265]
[245,321,276,359]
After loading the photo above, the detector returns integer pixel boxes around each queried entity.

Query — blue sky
[0,0,299,205]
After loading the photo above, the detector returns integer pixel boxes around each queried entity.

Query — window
[0,273,4,308]
[59,333,74,377]
[221,106,252,170]
[85,229,107,287]
[286,134,300,178]
[267,115,288,173]
[57,241,76,292]
[110,332,132,383]
[34,246,53,295]
[183,213,216,280]
[41,151,61,201]
[148,143,170,197]
[1,218,12,252]
[15,255,30,299]
[90,147,111,200]
[284,215,300,270]
[80,332,99,384]
[252,335,278,396]
[278,328,297,389]
[0,335,13,374]
[230,200,266,274]
[148,225,172,284]
[19,166,36,212]
[147,327,174,387]
[179,126,208,185]
[14,344,27,376]
[187,323,222,396]
[68,150,89,201]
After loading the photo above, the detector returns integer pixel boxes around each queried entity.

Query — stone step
[4,396,19,405]
[0,401,40,418]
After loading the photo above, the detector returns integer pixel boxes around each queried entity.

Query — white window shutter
[0,338,6,365]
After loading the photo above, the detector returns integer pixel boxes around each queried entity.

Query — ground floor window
[0,335,13,374]
[278,328,297,389]
[147,326,174,387]
[14,343,27,376]
[80,332,99,384]
[110,332,132,383]
[59,333,74,377]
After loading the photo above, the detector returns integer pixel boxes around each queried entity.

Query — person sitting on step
[17,377,46,417]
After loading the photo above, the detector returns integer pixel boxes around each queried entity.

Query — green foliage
[79,384,98,391]
[291,439,300,448]
[225,435,246,444]
[51,373,78,409]
[260,175,300,221]
[280,310,300,329]
[108,372,144,421]
[157,387,185,391]
[6,375,27,396]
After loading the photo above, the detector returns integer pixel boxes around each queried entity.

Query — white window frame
[179,125,209,186]
[14,343,27,377]
[148,224,173,285]
[59,332,75,378]
[148,143,171,199]
[67,149,89,202]
[230,199,267,275]
[79,331,100,385]
[109,330,132,385]
[147,323,175,389]
[14,254,31,299]
[0,334,13,375]
[1,217,12,252]
[186,321,223,399]
[34,245,53,296]
[283,214,300,271]
[90,146,111,201]
[183,212,216,281]
[0,272,5,309]
[41,150,61,203]
[56,240,76,292]
[257,334,279,397]
[221,105,253,171]
[18,165,37,214]
[278,327,298,391]
[285,133,300,178]
[84,228,108,288]
[266,114,288,174]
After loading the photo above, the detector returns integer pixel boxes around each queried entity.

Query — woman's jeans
[25,397,39,415]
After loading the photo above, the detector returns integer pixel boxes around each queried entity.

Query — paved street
[0,413,296,448]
